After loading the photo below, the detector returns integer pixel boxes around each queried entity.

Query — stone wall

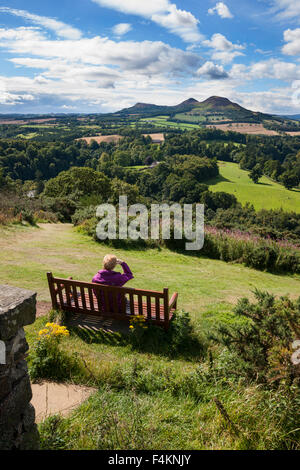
[0,285,39,450]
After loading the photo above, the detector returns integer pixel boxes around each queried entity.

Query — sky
[0,0,300,115]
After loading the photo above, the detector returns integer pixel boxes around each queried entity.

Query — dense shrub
[72,206,97,226]
[210,290,300,385]
[0,191,60,225]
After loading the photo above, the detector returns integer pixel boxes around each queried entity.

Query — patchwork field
[286,131,300,136]
[140,115,200,130]
[79,133,165,144]
[206,123,279,135]
[78,134,123,144]
[207,161,300,212]
[0,118,57,125]
[142,132,165,142]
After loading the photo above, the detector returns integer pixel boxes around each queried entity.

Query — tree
[112,150,131,167]
[43,167,110,200]
[280,172,299,191]
[249,164,263,184]
[0,168,5,189]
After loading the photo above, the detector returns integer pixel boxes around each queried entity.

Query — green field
[207,161,300,213]
[174,113,206,123]
[140,115,200,130]
[16,132,39,139]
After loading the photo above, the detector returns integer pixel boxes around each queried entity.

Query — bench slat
[129,292,135,316]
[138,294,143,316]
[155,297,160,321]
[80,286,87,310]
[56,282,65,308]
[88,286,95,312]
[146,295,152,320]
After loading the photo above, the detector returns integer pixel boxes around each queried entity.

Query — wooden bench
[47,272,178,329]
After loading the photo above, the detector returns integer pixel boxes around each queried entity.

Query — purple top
[92,262,134,313]
[92,262,134,287]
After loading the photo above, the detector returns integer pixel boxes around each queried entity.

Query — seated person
[92,255,133,313]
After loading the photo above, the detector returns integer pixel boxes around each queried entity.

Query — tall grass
[202,226,300,274]
[29,290,300,451]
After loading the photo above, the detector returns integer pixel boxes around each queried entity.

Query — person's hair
[103,254,117,271]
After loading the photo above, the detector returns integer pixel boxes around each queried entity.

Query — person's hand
[116,259,124,264]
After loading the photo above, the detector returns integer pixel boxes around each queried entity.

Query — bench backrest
[47,272,172,326]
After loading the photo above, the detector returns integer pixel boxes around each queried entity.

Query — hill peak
[132,102,157,109]
[201,96,241,108]
[179,98,199,106]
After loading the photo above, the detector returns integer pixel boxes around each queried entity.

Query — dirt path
[36,301,52,318]
[31,381,96,423]
[0,223,92,302]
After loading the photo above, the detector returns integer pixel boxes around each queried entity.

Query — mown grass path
[0,223,299,321]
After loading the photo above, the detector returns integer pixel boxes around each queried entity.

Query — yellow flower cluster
[129,315,147,330]
[38,322,69,339]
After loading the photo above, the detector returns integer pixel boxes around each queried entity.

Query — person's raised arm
[116,259,134,285]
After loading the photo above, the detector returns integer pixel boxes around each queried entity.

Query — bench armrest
[169,292,178,311]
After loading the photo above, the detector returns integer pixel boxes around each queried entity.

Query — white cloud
[0,7,298,114]
[203,33,244,63]
[0,27,200,75]
[61,104,77,110]
[226,59,300,83]
[196,61,228,79]
[271,1,300,21]
[92,0,169,17]
[282,28,300,56]
[92,0,202,42]
[208,2,233,19]
[112,23,132,36]
[234,88,298,115]
[0,87,35,106]
[203,33,243,52]
[250,59,300,81]
[210,50,244,64]
[0,27,44,42]
[152,5,202,43]
[0,7,82,40]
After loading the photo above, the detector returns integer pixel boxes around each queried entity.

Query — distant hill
[197,96,242,110]
[115,95,300,132]
[117,95,272,125]
[281,114,300,121]
[116,97,201,117]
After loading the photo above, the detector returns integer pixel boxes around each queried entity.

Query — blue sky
[0,0,300,114]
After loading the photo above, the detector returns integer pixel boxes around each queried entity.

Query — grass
[39,383,293,450]
[139,116,200,130]
[28,310,300,450]
[0,222,298,449]
[0,223,299,319]
[16,132,39,139]
[174,113,206,123]
[207,161,300,213]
